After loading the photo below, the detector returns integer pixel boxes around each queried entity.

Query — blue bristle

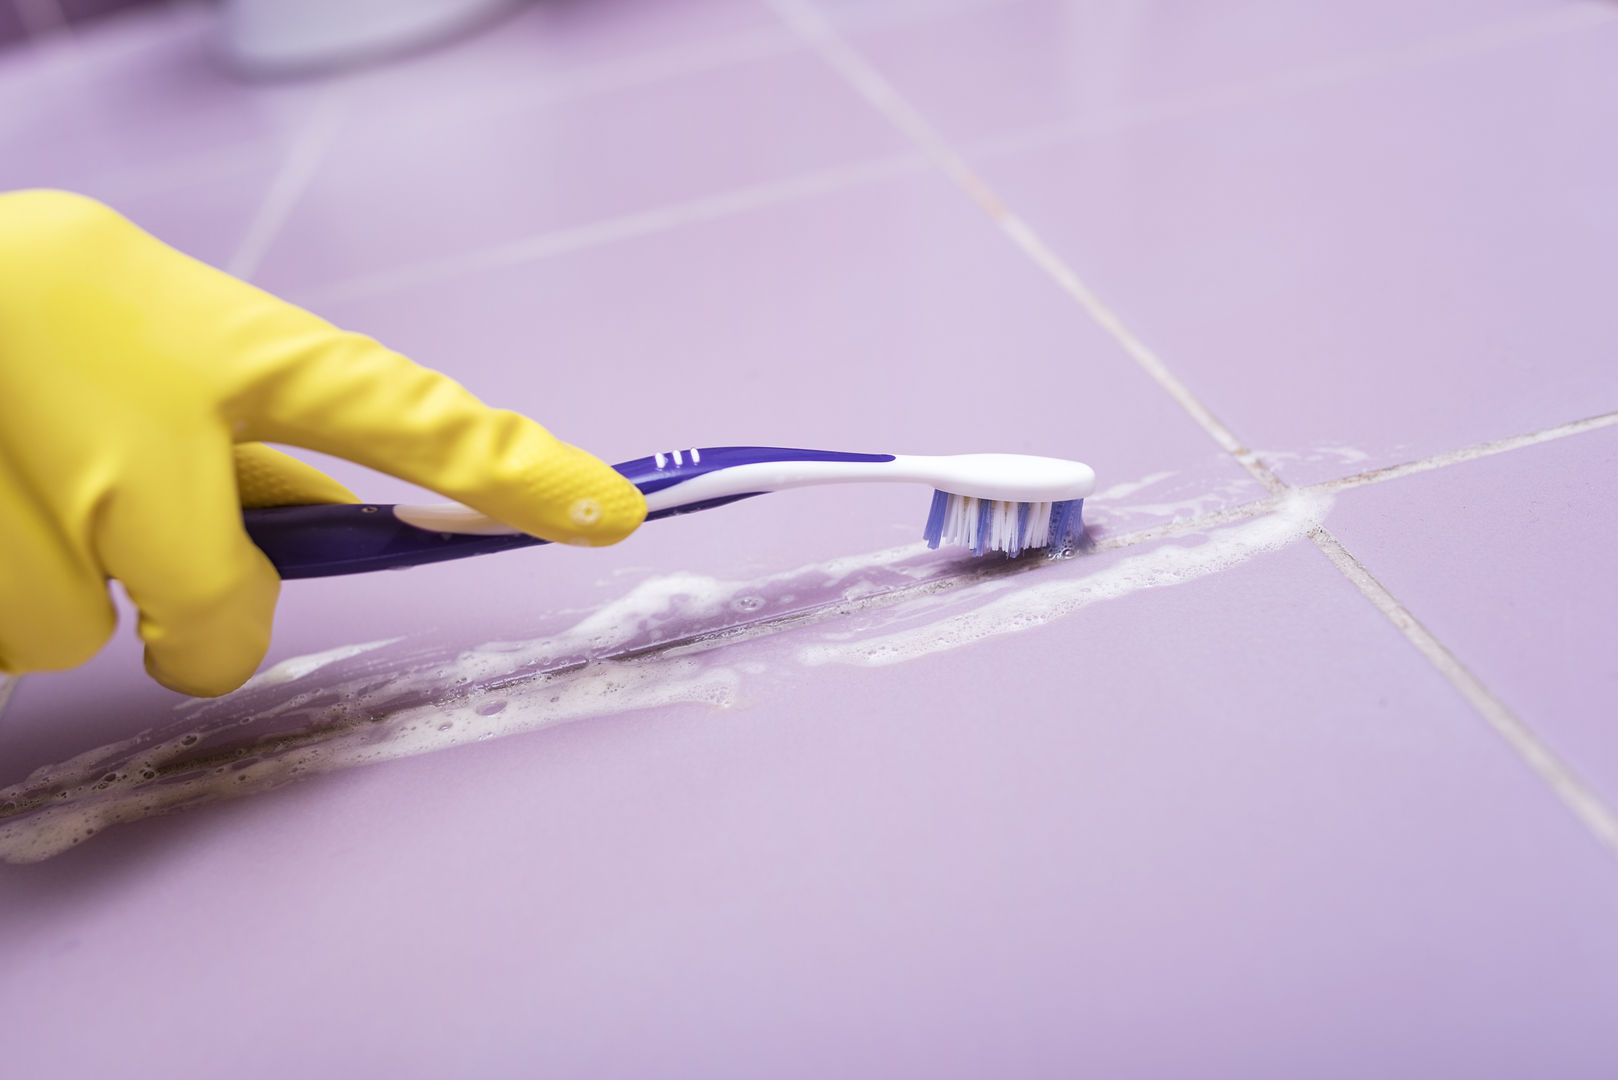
[1048,499,1085,547]
[1010,502,1031,558]
[923,493,1085,557]
[923,489,949,549]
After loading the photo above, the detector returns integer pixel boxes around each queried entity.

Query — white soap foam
[1091,470,1178,502]
[1258,444,1378,475]
[236,637,404,691]
[801,491,1331,667]
[1087,465,1269,526]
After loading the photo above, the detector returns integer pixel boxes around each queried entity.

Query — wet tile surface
[5,537,1618,1076]
[3,1,1618,1075]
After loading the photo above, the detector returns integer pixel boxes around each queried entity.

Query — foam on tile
[226,637,404,693]
[0,655,741,864]
[800,490,1332,667]
[1085,461,1271,525]
[0,543,941,863]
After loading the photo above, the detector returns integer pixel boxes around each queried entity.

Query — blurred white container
[223,0,525,75]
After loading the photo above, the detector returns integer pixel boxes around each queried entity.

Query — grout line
[765,0,1284,497]
[1310,528,1618,859]
[770,0,1618,859]
[1306,410,1618,494]
[225,99,344,281]
[967,2,1618,167]
[0,674,16,724]
[1096,406,1618,537]
[997,213,1286,495]
[298,152,927,308]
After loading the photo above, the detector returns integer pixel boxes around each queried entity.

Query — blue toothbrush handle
[245,446,893,580]
[244,504,549,579]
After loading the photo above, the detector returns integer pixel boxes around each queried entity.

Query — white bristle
[924,491,1082,556]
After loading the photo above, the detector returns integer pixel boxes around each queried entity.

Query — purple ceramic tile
[964,19,1618,484]
[834,0,1564,144]
[250,46,910,294]
[1329,424,1618,808]
[5,8,1618,1076]
[4,532,1617,1076]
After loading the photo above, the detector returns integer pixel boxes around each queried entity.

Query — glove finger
[0,472,116,674]
[97,432,281,697]
[228,316,644,546]
[235,442,357,509]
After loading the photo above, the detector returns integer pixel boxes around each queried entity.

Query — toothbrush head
[922,490,1085,557]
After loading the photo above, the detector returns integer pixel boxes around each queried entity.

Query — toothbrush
[243,446,1096,580]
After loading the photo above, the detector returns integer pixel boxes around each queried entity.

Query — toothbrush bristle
[923,491,1085,557]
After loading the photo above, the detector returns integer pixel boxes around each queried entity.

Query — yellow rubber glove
[0,190,646,697]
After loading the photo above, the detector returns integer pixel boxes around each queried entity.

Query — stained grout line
[765,0,1284,499]
[226,99,344,282]
[1306,410,1618,494]
[966,1,1618,167]
[770,0,1618,859]
[298,152,927,308]
[1310,528,1618,859]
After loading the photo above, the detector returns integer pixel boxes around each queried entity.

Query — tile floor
[2,1,1617,1076]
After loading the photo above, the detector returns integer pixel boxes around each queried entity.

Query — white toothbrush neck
[644,453,1094,512]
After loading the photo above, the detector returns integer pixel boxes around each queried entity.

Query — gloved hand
[0,190,646,697]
